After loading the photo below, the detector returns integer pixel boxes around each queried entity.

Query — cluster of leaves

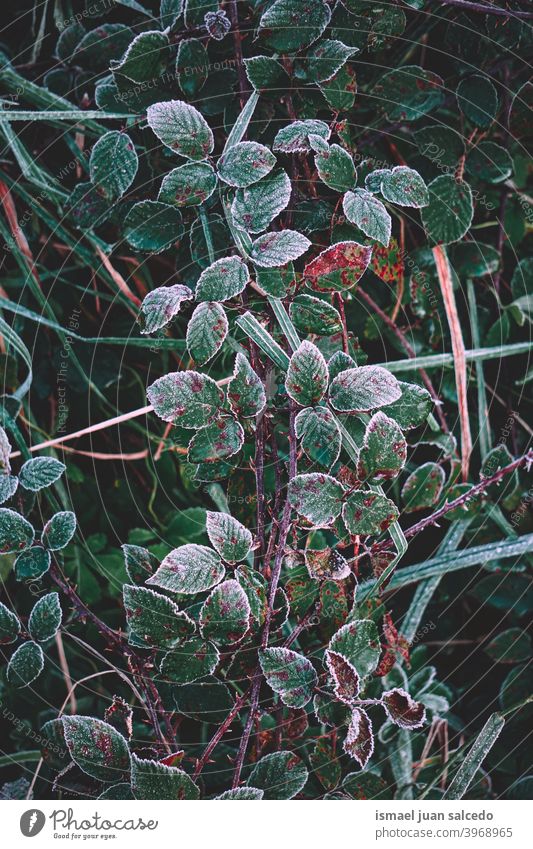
[0,0,531,802]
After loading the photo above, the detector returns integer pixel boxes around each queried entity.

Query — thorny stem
[232,402,298,788]
[49,562,175,751]
[370,450,533,559]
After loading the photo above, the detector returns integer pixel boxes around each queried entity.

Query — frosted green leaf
[365,168,392,193]
[146,99,214,160]
[160,637,219,684]
[382,688,426,729]
[146,543,225,594]
[421,175,473,245]
[273,119,330,153]
[218,141,276,188]
[140,284,193,334]
[244,55,286,89]
[329,366,402,412]
[466,142,513,184]
[15,547,51,580]
[288,473,345,527]
[259,647,317,708]
[383,380,433,430]
[328,351,356,381]
[236,564,267,625]
[7,641,44,688]
[131,753,199,800]
[303,241,372,292]
[216,787,264,799]
[285,341,328,406]
[342,491,399,536]
[206,511,252,564]
[55,22,86,63]
[62,716,130,782]
[124,201,183,253]
[195,256,249,302]
[290,294,342,335]
[160,0,184,28]
[122,543,158,584]
[295,406,341,469]
[147,370,224,427]
[380,166,429,208]
[18,457,66,491]
[343,190,391,246]
[328,619,381,678]
[187,417,244,463]
[343,707,374,768]
[186,302,228,365]
[374,65,444,122]
[305,39,357,83]
[232,169,291,233]
[254,264,295,297]
[227,353,266,418]
[0,601,21,645]
[200,579,250,644]
[41,511,76,551]
[158,162,217,207]
[0,426,12,474]
[315,144,356,192]
[28,592,62,642]
[123,584,194,649]
[319,62,357,110]
[111,30,168,83]
[0,508,34,554]
[247,751,308,799]
[305,548,350,581]
[176,38,208,97]
[0,475,18,504]
[258,0,331,52]
[402,462,445,512]
[457,75,498,129]
[357,412,407,481]
[89,131,138,201]
[250,230,311,268]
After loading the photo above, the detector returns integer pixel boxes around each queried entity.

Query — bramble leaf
[247,751,308,799]
[89,131,138,201]
[402,462,445,512]
[329,366,401,413]
[123,584,194,649]
[62,716,131,782]
[380,166,429,208]
[18,457,66,491]
[15,547,51,580]
[227,354,266,418]
[258,0,331,52]
[200,579,250,644]
[421,175,473,245]
[342,490,399,536]
[7,641,44,688]
[146,544,224,594]
[315,144,356,192]
[273,119,330,153]
[160,638,220,684]
[218,141,276,188]
[195,255,249,303]
[289,294,342,336]
[28,593,62,642]
[343,189,391,246]
[305,548,350,581]
[131,754,199,800]
[140,284,193,334]
[295,406,341,469]
[250,231,311,268]
[326,650,360,704]
[186,302,228,365]
[285,341,329,406]
[206,511,253,564]
[0,509,34,554]
[188,417,244,463]
[146,99,214,160]
[383,380,433,430]
[382,688,426,728]
[288,473,345,527]
[259,647,318,708]
[158,162,217,207]
[124,201,183,253]
[41,512,76,551]
[328,619,381,678]
[147,370,224,428]
[232,169,291,233]
[357,412,407,481]
[343,708,374,768]
[303,242,372,292]
[0,601,21,645]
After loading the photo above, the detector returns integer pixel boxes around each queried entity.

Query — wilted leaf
[303,242,372,292]
[343,707,374,768]
[305,548,350,581]
[382,688,426,728]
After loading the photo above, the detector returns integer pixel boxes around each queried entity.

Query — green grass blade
[443,712,505,799]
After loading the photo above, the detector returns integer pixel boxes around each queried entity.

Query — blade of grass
[467,277,491,458]
[442,712,505,799]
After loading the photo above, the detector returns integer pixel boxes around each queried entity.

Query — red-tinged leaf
[326,649,360,704]
[382,687,426,729]
[343,707,374,768]
[371,237,404,286]
[305,548,350,581]
[303,241,373,292]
